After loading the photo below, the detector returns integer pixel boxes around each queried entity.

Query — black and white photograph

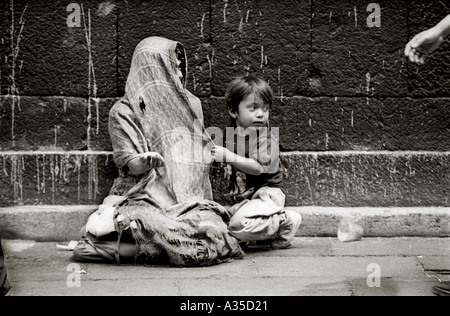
[0,0,449,300]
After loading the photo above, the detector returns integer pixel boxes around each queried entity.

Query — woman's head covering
[109,36,212,204]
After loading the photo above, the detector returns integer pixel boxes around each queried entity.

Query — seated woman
[73,37,244,266]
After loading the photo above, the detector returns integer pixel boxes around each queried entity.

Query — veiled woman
[73,37,243,266]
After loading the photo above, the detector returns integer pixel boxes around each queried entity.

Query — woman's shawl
[109,37,211,205]
[109,37,243,266]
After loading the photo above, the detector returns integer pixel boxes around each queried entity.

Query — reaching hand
[211,145,230,163]
[405,27,444,64]
[140,152,165,169]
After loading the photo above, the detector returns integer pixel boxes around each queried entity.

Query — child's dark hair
[225,75,274,117]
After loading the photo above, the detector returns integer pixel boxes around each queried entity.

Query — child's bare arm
[211,145,263,176]
[127,152,165,176]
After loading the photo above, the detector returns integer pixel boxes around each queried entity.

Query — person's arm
[211,145,264,176]
[435,14,450,37]
[405,14,450,64]
[127,152,165,176]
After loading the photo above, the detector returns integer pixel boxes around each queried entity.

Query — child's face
[229,92,270,128]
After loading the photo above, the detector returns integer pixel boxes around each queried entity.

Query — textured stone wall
[0,0,449,207]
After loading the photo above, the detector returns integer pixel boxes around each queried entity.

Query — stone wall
[0,0,449,208]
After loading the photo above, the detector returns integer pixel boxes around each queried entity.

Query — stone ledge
[0,205,448,241]
[294,206,450,238]
[0,205,96,242]
[1,151,449,207]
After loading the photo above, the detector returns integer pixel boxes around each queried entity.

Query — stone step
[0,151,117,206]
[0,151,449,207]
[0,205,448,241]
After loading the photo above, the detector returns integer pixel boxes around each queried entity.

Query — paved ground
[2,237,449,297]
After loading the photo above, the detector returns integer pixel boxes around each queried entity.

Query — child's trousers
[228,187,301,245]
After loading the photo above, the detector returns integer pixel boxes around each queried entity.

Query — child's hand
[211,145,230,163]
[140,152,165,169]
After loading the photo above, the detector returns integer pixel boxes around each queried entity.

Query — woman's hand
[128,152,165,176]
[140,152,165,169]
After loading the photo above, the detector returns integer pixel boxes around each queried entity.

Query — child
[211,75,302,249]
